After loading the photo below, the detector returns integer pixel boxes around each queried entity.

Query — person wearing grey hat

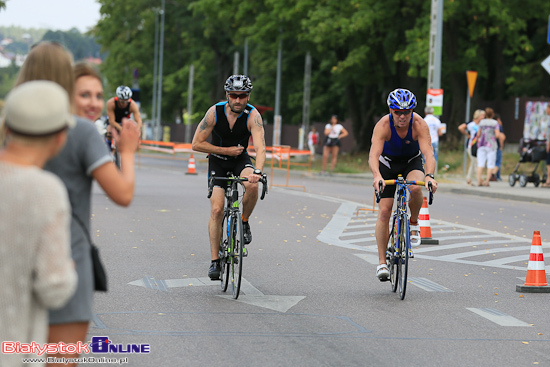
[0,81,77,366]
[14,41,140,365]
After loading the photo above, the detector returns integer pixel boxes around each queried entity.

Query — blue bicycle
[376,175,433,300]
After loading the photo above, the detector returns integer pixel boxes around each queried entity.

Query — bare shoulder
[413,112,428,128]
[372,114,391,140]
[249,108,264,129]
[198,105,216,132]
[106,98,115,108]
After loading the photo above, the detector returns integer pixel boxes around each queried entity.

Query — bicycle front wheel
[397,218,409,300]
[219,213,230,292]
[388,217,399,293]
[229,215,244,299]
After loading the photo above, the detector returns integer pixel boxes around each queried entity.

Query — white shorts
[477,146,496,169]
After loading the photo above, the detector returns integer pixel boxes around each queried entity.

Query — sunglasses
[392,110,412,116]
[228,93,249,100]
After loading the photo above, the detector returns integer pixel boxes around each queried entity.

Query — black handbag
[470,136,478,158]
[73,214,108,292]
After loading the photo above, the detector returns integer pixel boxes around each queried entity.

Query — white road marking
[466,308,531,327]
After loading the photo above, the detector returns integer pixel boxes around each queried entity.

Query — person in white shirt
[424,106,444,162]
[321,115,349,175]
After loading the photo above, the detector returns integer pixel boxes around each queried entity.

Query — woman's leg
[47,322,90,367]
[330,146,339,172]
[321,145,329,172]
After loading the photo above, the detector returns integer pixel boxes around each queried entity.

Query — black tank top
[114,97,132,124]
[211,102,255,160]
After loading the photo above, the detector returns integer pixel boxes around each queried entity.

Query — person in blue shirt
[368,88,438,281]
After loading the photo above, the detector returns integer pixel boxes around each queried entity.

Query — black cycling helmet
[224,75,253,92]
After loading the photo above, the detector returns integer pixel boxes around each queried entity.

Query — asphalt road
[87,156,550,367]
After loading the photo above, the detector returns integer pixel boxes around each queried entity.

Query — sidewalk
[293,170,550,205]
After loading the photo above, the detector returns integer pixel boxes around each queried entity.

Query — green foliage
[93,0,550,149]
[0,26,46,46]
[41,29,102,61]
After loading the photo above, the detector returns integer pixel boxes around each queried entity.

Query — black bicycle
[208,172,268,299]
[376,175,433,300]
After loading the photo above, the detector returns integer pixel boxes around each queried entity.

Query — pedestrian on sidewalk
[307,126,319,160]
[542,103,550,187]
[458,109,485,185]
[424,106,444,163]
[475,107,501,186]
[492,113,506,181]
[321,115,348,175]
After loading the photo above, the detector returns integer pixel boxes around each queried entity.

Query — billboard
[524,101,549,140]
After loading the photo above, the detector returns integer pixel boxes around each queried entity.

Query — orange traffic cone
[419,196,438,245]
[516,231,550,293]
[186,154,198,175]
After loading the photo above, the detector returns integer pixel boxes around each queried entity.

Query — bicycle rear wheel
[219,213,230,292]
[397,217,409,300]
[229,215,244,299]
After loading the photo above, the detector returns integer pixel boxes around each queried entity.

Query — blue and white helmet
[387,88,417,110]
[116,85,132,100]
[224,75,253,92]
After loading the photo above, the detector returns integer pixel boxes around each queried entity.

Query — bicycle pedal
[242,248,248,257]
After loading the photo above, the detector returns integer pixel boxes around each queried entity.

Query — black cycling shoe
[208,260,221,280]
[243,221,252,244]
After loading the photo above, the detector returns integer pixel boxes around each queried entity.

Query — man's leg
[208,188,225,279]
[432,142,439,163]
[406,169,424,224]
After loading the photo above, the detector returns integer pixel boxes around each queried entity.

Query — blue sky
[0,0,101,32]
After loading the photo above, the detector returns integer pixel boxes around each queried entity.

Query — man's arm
[249,110,266,173]
[106,98,120,132]
[191,106,245,157]
[130,102,143,132]
[368,117,388,189]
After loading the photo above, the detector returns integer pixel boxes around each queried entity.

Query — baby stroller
[508,138,548,187]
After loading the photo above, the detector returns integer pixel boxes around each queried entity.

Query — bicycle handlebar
[207,172,268,200]
[375,179,434,204]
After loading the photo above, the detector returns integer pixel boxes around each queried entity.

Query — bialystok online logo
[2,336,150,356]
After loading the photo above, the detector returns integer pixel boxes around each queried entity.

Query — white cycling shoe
[410,223,421,248]
[376,264,390,282]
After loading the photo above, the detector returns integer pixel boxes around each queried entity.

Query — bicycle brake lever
[375,180,383,203]
[260,174,268,200]
[428,181,434,205]
[207,171,216,198]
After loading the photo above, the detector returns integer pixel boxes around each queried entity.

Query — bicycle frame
[208,172,268,299]
[376,175,433,300]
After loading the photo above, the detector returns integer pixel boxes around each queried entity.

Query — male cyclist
[368,88,438,281]
[192,75,267,280]
[106,85,142,135]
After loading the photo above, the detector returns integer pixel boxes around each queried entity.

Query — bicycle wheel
[219,213,230,292]
[397,217,409,300]
[388,217,399,293]
[229,214,244,299]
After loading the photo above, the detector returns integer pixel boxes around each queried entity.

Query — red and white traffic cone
[419,196,438,245]
[516,231,550,293]
[186,154,198,175]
